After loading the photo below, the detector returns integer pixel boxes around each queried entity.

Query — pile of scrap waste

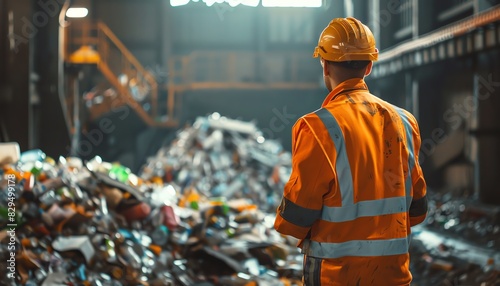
[0,113,300,285]
[409,193,500,285]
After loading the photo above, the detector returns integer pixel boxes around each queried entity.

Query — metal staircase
[63,21,178,130]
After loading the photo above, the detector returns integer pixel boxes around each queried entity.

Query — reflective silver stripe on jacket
[315,108,354,206]
[321,196,407,222]
[395,108,415,209]
[303,237,409,259]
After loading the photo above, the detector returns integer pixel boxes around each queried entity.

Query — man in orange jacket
[274,17,427,286]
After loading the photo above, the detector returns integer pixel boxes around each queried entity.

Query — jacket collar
[321,78,369,107]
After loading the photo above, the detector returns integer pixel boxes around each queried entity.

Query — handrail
[97,22,159,119]
[64,20,170,125]
[97,22,157,87]
[379,4,500,62]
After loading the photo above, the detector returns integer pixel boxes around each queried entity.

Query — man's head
[313,17,378,91]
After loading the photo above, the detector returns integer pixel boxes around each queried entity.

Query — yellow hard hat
[313,17,378,62]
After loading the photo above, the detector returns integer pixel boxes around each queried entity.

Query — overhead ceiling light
[66,7,89,18]
[262,0,322,7]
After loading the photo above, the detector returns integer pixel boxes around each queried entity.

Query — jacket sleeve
[274,118,333,239]
[408,115,428,227]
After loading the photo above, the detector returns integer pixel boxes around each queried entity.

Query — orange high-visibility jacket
[274,78,427,286]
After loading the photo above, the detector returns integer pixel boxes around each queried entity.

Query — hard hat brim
[313,46,379,62]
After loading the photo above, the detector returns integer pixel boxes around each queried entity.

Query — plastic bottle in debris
[210,196,230,216]
[21,171,35,191]
[179,188,200,210]
[109,164,130,183]
[20,149,46,163]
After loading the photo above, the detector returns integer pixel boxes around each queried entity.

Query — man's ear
[322,59,330,76]
[364,61,373,76]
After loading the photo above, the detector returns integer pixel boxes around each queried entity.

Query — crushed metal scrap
[409,192,500,285]
[0,114,300,285]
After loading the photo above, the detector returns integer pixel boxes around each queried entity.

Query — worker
[274,17,427,286]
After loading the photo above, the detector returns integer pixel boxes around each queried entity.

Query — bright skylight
[262,0,322,7]
[204,0,260,7]
[170,0,322,8]
[170,0,190,7]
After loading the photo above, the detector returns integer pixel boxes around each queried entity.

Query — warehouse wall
[412,51,500,204]
[0,1,5,92]
[33,0,71,157]
[0,0,31,151]
[0,0,70,157]
[180,88,326,151]
[475,50,500,204]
